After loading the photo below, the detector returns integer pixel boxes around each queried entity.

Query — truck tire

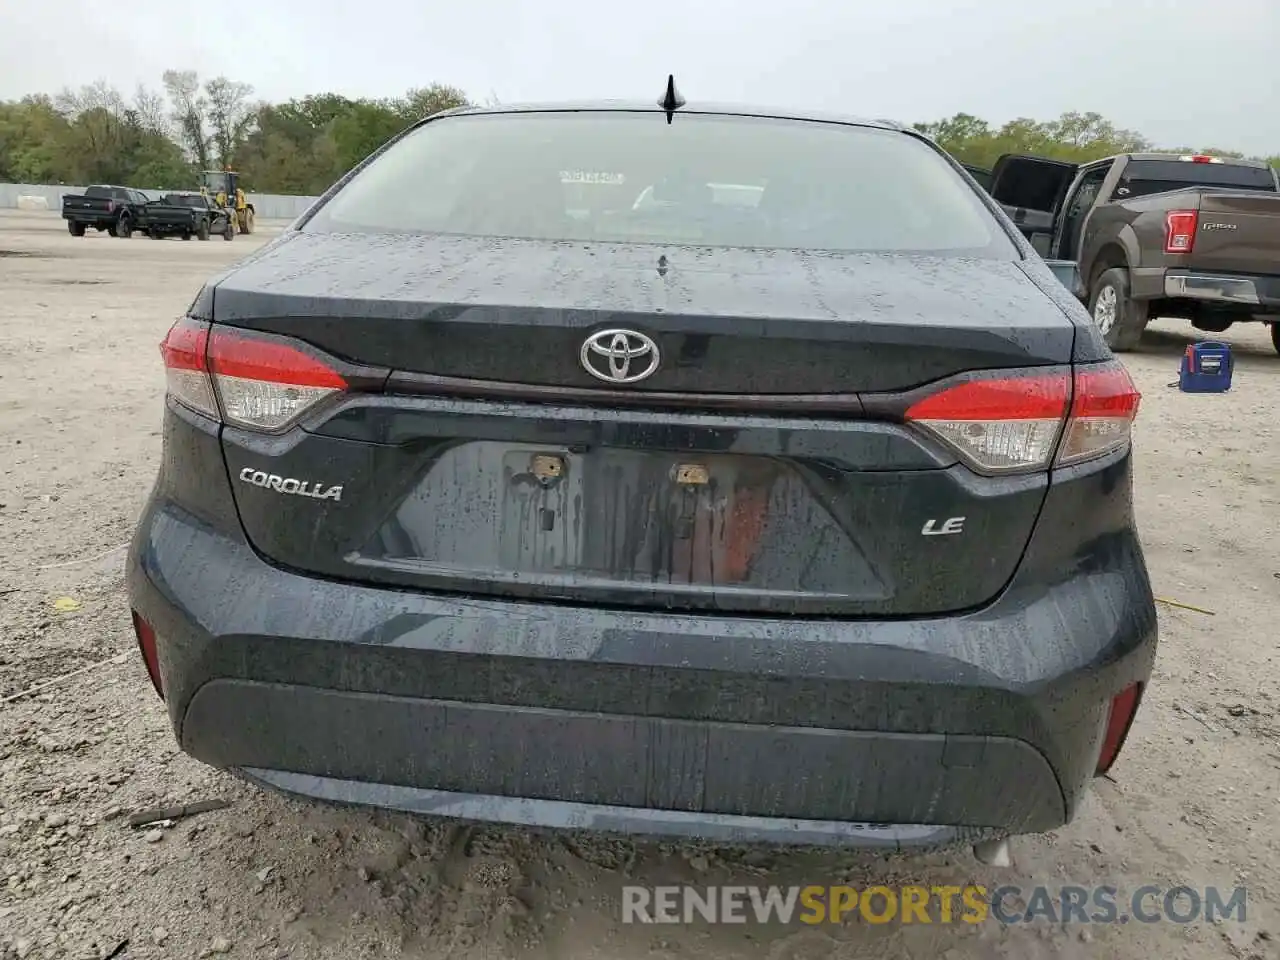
[197,218,211,241]
[1270,322,1280,357]
[181,230,192,241]
[240,207,255,235]
[222,220,235,241]
[67,221,85,237]
[1089,268,1149,353]
[113,215,132,239]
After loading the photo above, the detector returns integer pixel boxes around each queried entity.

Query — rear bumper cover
[1141,269,1280,310]
[129,525,1156,847]
[1164,272,1280,307]
[127,409,1158,846]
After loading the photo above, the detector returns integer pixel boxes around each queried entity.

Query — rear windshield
[1119,160,1278,198]
[85,186,114,198]
[303,111,1015,257]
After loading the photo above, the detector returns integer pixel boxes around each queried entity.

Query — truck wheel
[197,218,211,241]
[1270,322,1280,357]
[113,215,132,238]
[1089,268,1149,353]
[67,221,85,237]
[149,228,161,240]
[222,221,235,241]
[181,230,191,241]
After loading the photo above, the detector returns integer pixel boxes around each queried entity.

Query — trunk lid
[213,233,1074,617]
[213,233,1072,394]
[1188,191,1280,275]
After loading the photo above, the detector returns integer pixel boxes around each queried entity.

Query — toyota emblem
[579,329,661,384]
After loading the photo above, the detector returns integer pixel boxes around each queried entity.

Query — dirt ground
[1,207,1278,960]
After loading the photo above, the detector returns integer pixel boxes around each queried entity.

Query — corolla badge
[238,467,343,501]
[580,329,661,384]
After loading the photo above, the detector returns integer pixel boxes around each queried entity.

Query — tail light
[1056,363,1142,466]
[1096,682,1142,774]
[160,317,218,418]
[159,318,347,431]
[905,360,1141,474]
[1165,210,1198,254]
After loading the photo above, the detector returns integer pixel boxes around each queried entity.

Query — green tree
[0,96,70,182]
[205,76,258,168]
[5,77,1273,195]
[163,69,210,171]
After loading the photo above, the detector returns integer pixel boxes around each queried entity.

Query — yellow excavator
[200,168,255,235]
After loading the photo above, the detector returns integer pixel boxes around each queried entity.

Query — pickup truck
[982,152,1280,354]
[61,185,151,238]
[135,193,235,241]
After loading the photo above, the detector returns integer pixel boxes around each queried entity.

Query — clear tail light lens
[905,361,1140,474]
[159,319,348,431]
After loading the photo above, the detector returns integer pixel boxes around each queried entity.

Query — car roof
[426,100,911,133]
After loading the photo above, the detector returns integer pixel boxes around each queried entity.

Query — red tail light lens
[159,319,348,431]
[1056,362,1141,466]
[1096,682,1142,774]
[1165,210,1198,254]
[905,361,1140,474]
[905,371,1071,472]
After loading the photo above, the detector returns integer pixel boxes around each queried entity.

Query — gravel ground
[1,208,1278,960]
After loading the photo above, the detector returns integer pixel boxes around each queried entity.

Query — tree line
[1,71,1276,196]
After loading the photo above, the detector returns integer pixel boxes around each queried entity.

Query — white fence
[0,183,320,221]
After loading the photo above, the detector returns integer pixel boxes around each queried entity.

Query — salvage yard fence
[0,183,320,221]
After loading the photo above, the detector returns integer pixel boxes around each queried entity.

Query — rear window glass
[962,165,993,191]
[85,186,113,198]
[303,111,1015,257]
[1119,160,1278,198]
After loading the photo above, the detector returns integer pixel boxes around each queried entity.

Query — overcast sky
[2,0,1277,156]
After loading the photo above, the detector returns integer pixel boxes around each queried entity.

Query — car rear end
[137,196,201,234]
[127,106,1157,846]
[61,186,118,225]
[1116,157,1280,316]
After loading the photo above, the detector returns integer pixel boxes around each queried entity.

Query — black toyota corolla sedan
[126,91,1157,855]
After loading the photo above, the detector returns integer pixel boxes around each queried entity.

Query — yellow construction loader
[200,169,255,235]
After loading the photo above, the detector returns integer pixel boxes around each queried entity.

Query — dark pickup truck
[61,184,151,238]
[981,152,1280,354]
[135,193,235,241]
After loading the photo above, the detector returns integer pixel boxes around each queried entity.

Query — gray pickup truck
[980,152,1280,354]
